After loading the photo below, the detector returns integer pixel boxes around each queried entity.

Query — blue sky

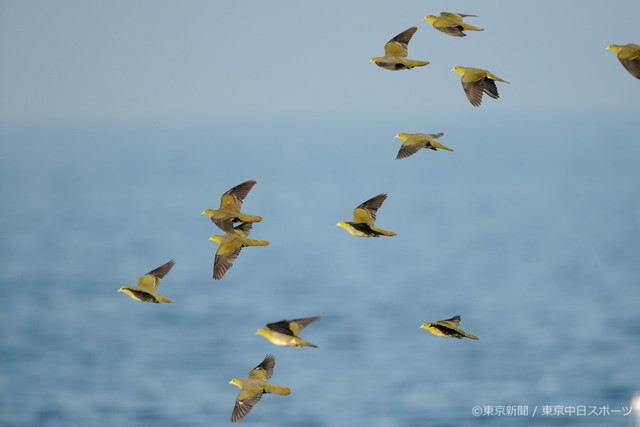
[1,1,639,126]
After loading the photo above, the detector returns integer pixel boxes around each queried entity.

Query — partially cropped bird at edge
[118,260,176,303]
[256,316,321,348]
[420,315,479,340]
[452,66,510,107]
[209,222,269,280]
[424,12,484,37]
[337,193,397,237]
[606,44,640,79]
[394,133,453,160]
[370,26,429,70]
[229,355,290,422]
[201,179,262,232]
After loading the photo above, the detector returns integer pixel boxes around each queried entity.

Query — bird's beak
[228,380,233,384]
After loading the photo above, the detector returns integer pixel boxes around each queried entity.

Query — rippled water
[1,114,639,426]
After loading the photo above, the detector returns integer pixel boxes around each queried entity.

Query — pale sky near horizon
[1,1,638,126]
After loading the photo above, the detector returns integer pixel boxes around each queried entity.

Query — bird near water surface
[256,316,321,348]
[370,26,429,70]
[452,66,510,107]
[201,179,262,232]
[337,193,397,237]
[606,43,640,79]
[117,260,176,303]
[229,355,290,422]
[394,132,452,160]
[421,315,479,340]
[209,222,269,279]
[424,12,484,37]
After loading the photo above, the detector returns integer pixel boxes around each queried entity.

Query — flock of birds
[115,10,638,423]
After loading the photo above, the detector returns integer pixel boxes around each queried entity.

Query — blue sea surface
[1,113,639,426]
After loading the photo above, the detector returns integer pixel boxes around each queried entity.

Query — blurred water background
[1,109,639,426]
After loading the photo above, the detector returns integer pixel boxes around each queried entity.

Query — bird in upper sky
[420,315,479,340]
[606,44,640,79]
[118,260,176,303]
[201,179,263,232]
[394,133,453,160]
[209,222,269,280]
[452,66,510,107]
[256,316,321,348]
[423,12,484,37]
[337,193,397,237]
[229,355,291,422]
[370,26,429,70]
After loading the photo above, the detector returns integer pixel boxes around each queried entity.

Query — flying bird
[420,315,479,340]
[452,66,510,106]
[370,26,430,70]
[118,260,176,303]
[337,193,397,237]
[394,133,453,159]
[229,355,291,422]
[209,222,269,279]
[423,12,484,37]
[201,179,263,232]
[256,316,321,348]
[606,44,640,79]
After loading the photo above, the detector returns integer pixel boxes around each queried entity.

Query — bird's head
[451,66,466,76]
[395,133,408,141]
[606,44,622,53]
[209,235,223,244]
[256,328,269,337]
[229,378,243,389]
[201,209,214,217]
[369,57,379,64]
[336,221,349,230]
[420,323,432,330]
[423,15,437,24]
[117,286,128,293]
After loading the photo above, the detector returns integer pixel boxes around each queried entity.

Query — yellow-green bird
[256,316,321,348]
[201,179,263,232]
[209,222,269,280]
[606,44,640,79]
[229,354,291,422]
[118,260,175,303]
[337,193,397,237]
[370,26,430,70]
[420,315,479,340]
[394,133,453,160]
[424,12,484,37]
[452,66,510,107]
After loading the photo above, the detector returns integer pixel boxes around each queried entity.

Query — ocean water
[1,113,639,426]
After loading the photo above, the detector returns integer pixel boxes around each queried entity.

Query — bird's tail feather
[373,228,397,236]
[461,24,484,31]
[246,239,270,246]
[297,339,318,348]
[462,332,480,340]
[238,214,263,223]
[155,294,175,303]
[432,141,454,151]
[405,59,430,68]
[264,384,291,395]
